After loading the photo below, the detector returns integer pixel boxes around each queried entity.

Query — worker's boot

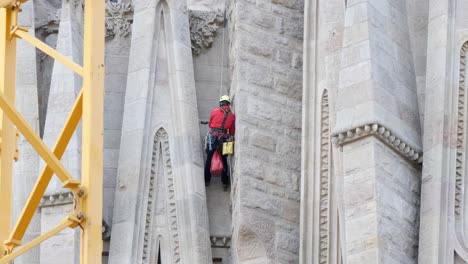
[223,184,229,191]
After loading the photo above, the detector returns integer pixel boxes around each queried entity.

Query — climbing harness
[207,132,213,151]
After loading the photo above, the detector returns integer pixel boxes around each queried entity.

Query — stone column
[227,0,304,262]
[12,1,41,263]
[418,0,468,263]
[40,0,83,263]
[101,1,134,258]
[331,0,423,263]
[299,0,344,263]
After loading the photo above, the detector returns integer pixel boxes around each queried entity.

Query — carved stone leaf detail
[105,1,134,39]
[189,9,224,55]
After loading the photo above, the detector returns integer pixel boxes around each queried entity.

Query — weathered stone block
[249,130,277,151]
[239,4,277,29]
[277,232,300,254]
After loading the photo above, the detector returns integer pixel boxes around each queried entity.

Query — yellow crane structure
[0,0,105,263]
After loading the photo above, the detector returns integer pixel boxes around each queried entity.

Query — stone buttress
[108,0,212,263]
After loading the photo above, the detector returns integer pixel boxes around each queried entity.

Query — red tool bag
[210,150,223,177]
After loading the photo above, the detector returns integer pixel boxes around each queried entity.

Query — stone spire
[109,0,212,263]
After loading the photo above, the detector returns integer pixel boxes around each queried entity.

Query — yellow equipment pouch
[222,141,235,155]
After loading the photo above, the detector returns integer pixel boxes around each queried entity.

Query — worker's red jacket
[208,105,235,137]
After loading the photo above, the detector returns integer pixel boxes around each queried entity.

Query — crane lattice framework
[0,0,104,263]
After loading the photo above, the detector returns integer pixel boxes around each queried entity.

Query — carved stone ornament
[189,9,224,55]
[142,128,181,263]
[332,124,423,164]
[455,42,468,216]
[210,236,231,248]
[105,1,134,39]
[40,192,74,208]
[454,43,468,259]
[319,90,330,264]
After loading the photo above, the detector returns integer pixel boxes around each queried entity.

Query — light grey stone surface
[418,0,468,263]
[13,2,41,264]
[228,0,304,262]
[188,0,225,12]
[301,0,425,263]
[300,0,344,263]
[102,7,133,242]
[406,0,429,132]
[40,204,77,264]
[341,137,420,264]
[336,0,422,151]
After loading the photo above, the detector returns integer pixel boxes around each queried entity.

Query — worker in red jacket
[205,95,236,190]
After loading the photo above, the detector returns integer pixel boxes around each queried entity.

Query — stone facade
[227,0,304,262]
[8,0,468,263]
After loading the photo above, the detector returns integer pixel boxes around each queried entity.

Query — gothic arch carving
[141,128,180,264]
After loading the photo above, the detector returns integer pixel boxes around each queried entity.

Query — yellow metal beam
[0,6,17,259]
[0,0,104,263]
[0,217,78,264]
[0,92,80,187]
[0,0,14,9]
[13,29,83,76]
[80,0,105,262]
[7,91,83,248]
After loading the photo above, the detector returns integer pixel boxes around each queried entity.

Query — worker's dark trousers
[204,137,229,186]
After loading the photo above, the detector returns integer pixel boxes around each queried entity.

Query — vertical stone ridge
[142,141,157,263]
[456,42,468,216]
[141,128,181,263]
[454,44,468,261]
[319,89,330,264]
